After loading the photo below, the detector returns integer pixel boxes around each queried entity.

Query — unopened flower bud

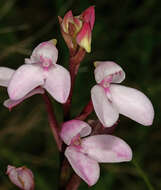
[59,6,95,53]
[6,165,34,190]
[76,22,91,53]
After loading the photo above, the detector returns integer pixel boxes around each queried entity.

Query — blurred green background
[0,0,160,189]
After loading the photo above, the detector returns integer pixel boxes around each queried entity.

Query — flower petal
[60,120,91,145]
[110,84,154,126]
[76,22,91,53]
[44,64,71,103]
[81,6,95,30]
[29,40,58,65]
[65,146,100,186]
[94,61,125,84]
[81,135,132,163]
[0,67,15,87]
[4,87,45,109]
[61,10,74,33]
[91,85,119,127]
[8,64,44,100]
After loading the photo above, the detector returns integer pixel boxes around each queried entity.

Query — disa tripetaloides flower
[60,119,132,186]
[7,40,71,104]
[91,61,154,127]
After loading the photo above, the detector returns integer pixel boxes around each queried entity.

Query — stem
[76,99,93,120]
[42,93,62,151]
[66,174,81,190]
[63,48,86,120]
[132,159,155,190]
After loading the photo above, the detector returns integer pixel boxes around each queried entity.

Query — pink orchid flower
[6,165,34,190]
[60,119,132,186]
[60,6,95,52]
[0,67,44,109]
[91,61,154,127]
[7,40,71,104]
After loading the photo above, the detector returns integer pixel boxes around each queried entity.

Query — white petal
[81,135,132,163]
[65,146,100,186]
[30,40,58,65]
[94,61,125,84]
[44,64,71,103]
[4,88,45,109]
[110,84,154,126]
[0,67,15,87]
[60,120,91,145]
[8,64,44,100]
[91,85,119,127]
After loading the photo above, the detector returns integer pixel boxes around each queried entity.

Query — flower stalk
[42,93,62,151]
[63,47,86,120]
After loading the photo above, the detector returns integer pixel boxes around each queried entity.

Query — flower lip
[70,134,82,150]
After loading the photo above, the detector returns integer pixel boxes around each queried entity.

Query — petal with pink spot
[81,135,132,163]
[8,64,44,100]
[91,85,119,127]
[94,61,125,84]
[44,64,71,103]
[65,146,100,186]
[60,120,91,145]
[110,84,154,126]
[0,67,15,87]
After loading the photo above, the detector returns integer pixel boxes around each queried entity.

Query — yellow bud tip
[79,37,91,53]
[85,45,91,53]
[94,61,97,67]
[50,39,57,46]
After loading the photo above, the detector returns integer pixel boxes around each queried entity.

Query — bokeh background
[0,0,160,189]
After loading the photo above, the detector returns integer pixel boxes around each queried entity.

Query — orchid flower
[60,119,132,186]
[6,165,34,190]
[59,6,95,53]
[7,39,71,104]
[0,67,44,110]
[91,61,154,127]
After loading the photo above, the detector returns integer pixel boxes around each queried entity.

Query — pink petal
[81,135,132,163]
[6,165,34,190]
[4,87,45,109]
[8,64,44,100]
[91,85,119,127]
[76,22,91,53]
[29,40,58,65]
[44,64,71,103]
[81,6,95,30]
[110,84,154,126]
[60,120,91,145]
[62,10,74,33]
[0,67,15,87]
[94,61,125,84]
[65,146,100,186]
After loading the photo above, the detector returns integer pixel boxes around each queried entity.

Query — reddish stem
[42,93,62,151]
[76,99,93,120]
[66,174,81,190]
[63,48,86,120]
